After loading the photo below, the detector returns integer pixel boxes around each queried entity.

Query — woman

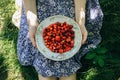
[17,0,103,80]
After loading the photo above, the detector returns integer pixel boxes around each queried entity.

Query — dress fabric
[17,0,103,77]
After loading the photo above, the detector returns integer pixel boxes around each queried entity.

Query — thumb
[29,32,37,48]
[30,35,37,48]
[81,32,88,45]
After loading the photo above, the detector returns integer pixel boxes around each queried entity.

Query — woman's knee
[38,74,57,80]
[59,73,76,80]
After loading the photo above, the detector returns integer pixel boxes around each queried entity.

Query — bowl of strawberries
[36,15,82,61]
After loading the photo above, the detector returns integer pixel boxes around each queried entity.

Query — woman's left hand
[80,25,88,45]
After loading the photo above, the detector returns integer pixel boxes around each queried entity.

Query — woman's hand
[27,11,38,48]
[80,25,88,45]
[29,21,38,48]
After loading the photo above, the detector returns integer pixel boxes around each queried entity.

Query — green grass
[0,0,120,80]
[0,27,38,80]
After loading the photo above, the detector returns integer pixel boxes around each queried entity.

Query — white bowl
[35,15,82,61]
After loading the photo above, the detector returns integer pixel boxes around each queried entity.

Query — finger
[82,33,87,45]
[29,27,37,48]
[31,36,37,48]
[29,33,37,48]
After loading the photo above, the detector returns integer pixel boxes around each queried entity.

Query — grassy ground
[0,25,38,80]
[0,0,120,80]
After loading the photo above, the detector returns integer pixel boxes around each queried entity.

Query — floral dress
[17,0,103,77]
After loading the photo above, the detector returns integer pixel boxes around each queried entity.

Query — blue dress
[17,0,103,77]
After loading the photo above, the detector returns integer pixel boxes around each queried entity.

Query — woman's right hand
[27,11,38,48]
